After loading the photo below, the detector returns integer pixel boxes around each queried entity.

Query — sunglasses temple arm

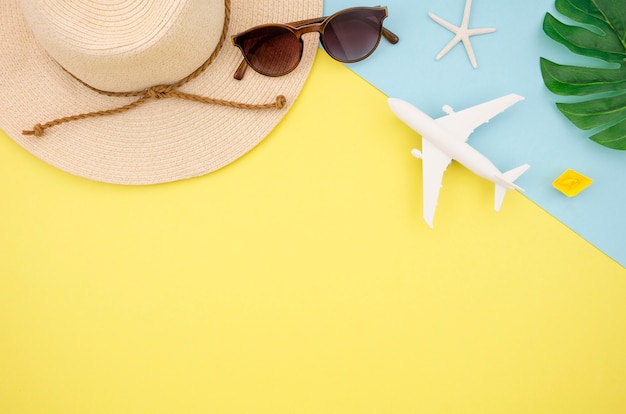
[233,59,249,80]
[382,26,399,44]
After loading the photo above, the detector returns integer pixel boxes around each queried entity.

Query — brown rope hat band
[22,0,286,138]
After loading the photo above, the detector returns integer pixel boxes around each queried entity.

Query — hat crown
[20,0,225,92]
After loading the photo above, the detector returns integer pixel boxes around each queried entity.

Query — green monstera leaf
[540,0,626,150]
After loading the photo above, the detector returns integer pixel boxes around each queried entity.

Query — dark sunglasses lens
[240,26,302,76]
[323,9,383,62]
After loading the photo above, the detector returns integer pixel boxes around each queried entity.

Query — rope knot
[275,95,286,109]
[146,85,175,100]
[23,123,45,137]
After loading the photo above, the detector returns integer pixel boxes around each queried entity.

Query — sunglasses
[231,6,399,80]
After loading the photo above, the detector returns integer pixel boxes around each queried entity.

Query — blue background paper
[325,0,626,266]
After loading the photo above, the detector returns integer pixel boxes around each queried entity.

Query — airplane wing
[420,137,452,228]
[434,94,524,142]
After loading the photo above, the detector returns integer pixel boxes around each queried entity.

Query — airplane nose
[387,97,401,110]
[388,97,416,119]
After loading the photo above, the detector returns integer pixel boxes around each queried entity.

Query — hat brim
[0,0,323,184]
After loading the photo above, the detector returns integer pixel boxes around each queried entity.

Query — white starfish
[429,0,496,69]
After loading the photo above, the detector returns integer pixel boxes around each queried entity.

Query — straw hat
[0,0,323,184]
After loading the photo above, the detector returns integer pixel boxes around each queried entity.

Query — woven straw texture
[0,0,323,184]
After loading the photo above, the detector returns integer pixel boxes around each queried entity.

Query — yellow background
[1,53,625,413]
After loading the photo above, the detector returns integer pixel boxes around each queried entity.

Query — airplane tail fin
[494,164,530,212]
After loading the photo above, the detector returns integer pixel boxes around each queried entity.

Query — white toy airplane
[388,94,530,228]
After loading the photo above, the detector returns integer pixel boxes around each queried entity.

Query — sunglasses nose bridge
[294,23,323,38]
